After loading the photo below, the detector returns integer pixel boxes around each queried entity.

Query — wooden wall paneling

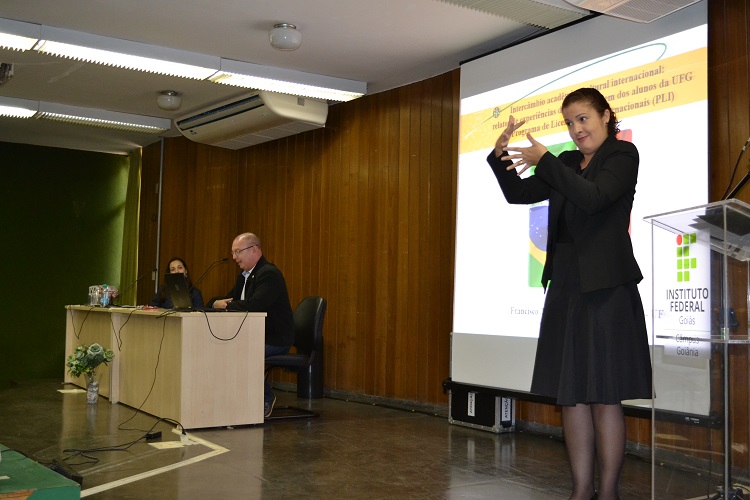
[728,256,750,469]
[709,0,750,470]
[371,92,395,398]
[280,137,295,275]
[361,90,379,396]
[371,90,387,397]
[243,143,263,247]
[362,94,378,395]
[424,76,438,403]
[355,95,374,396]
[709,1,750,203]
[306,129,324,298]
[294,131,309,297]
[416,77,433,404]
[159,138,192,270]
[334,98,357,392]
[384,91,402,398]
[403,82,422,401]
[394,84,413,400]
[267,141,285,264]
[353,96,374,395]
[375,90,400,397]
[320,106,342,391]
[707,2,731,202]
[197,142,240,300]
[369,93,389,397]
[316,108,336,390]
[441,70,460,402]
[331,99,351,391]
[429,72,456,403]
[722,1,750,204]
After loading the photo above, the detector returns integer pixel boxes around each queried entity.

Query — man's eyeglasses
[231,244,257,257]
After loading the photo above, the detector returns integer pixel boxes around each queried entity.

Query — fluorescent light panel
[37,102,171,133]
[211,59,366,102]
[36,26,219,79]
[0,96,37,118]
[0,18,39,51]
[0,97,170,133]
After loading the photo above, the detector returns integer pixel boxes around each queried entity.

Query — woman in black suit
[487,88,651,500]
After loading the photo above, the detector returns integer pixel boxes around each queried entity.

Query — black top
[486,135,642,293]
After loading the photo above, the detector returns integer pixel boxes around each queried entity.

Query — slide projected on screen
[452,4,708,414]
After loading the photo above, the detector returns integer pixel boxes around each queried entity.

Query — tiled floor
[0,380,717,499]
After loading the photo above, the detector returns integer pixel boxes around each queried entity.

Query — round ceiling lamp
[269,23,302,51]
[157,90,182,111]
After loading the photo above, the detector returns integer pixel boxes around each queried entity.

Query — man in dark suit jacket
[209,232,294,418]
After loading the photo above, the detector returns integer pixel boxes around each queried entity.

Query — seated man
[208,232,294,418]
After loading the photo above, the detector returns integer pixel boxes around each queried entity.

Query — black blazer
[210,256,295,347]
[486,135,642,293]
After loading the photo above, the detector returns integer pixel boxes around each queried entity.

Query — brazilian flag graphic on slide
[528,140,575,287]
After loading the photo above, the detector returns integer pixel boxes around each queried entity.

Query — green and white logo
[676,233,697,282]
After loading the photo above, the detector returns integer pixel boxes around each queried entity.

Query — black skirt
[530,243,652,406]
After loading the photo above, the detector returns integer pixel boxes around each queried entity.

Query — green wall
[0,142,129,387]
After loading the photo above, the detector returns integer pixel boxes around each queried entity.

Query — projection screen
[452,2,709,416]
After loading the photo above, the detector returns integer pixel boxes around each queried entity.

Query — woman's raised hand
[494,115,525,158]
[502,132,549,176]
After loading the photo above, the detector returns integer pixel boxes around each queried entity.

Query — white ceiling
[0,0,590,154]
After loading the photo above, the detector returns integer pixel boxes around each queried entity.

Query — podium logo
[676,233,697,282]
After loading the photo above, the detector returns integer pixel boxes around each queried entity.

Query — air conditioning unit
[564,0,700,23]
[175,91,328,149]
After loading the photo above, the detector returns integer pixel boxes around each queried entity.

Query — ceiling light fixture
[36,102,171,133]
[269,23,302,51]
[35,26,219,79]
[210,59,366,102]
[0,18,39,51]
[157,90,182,111]
[0,96,37,118]
[0,96,172,133]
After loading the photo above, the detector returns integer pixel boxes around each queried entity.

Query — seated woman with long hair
[150,257,204,309]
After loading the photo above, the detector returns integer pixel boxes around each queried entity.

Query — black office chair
[264,296,327,420]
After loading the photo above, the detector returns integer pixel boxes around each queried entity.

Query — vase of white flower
[85,370,102,404]
[66,343,115,404]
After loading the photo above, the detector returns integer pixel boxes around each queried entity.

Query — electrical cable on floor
[63,416,187,466]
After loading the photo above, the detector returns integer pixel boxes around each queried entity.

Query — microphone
[113,269,153,306]
[189,258,230,291]
[722,136,750,200]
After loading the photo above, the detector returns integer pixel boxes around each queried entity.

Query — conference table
[64,305,266,429]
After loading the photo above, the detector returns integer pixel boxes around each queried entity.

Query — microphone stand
[112,270,151,306]
[722,138,750,200]
[189,258,229,291]
[724,170,750,200]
